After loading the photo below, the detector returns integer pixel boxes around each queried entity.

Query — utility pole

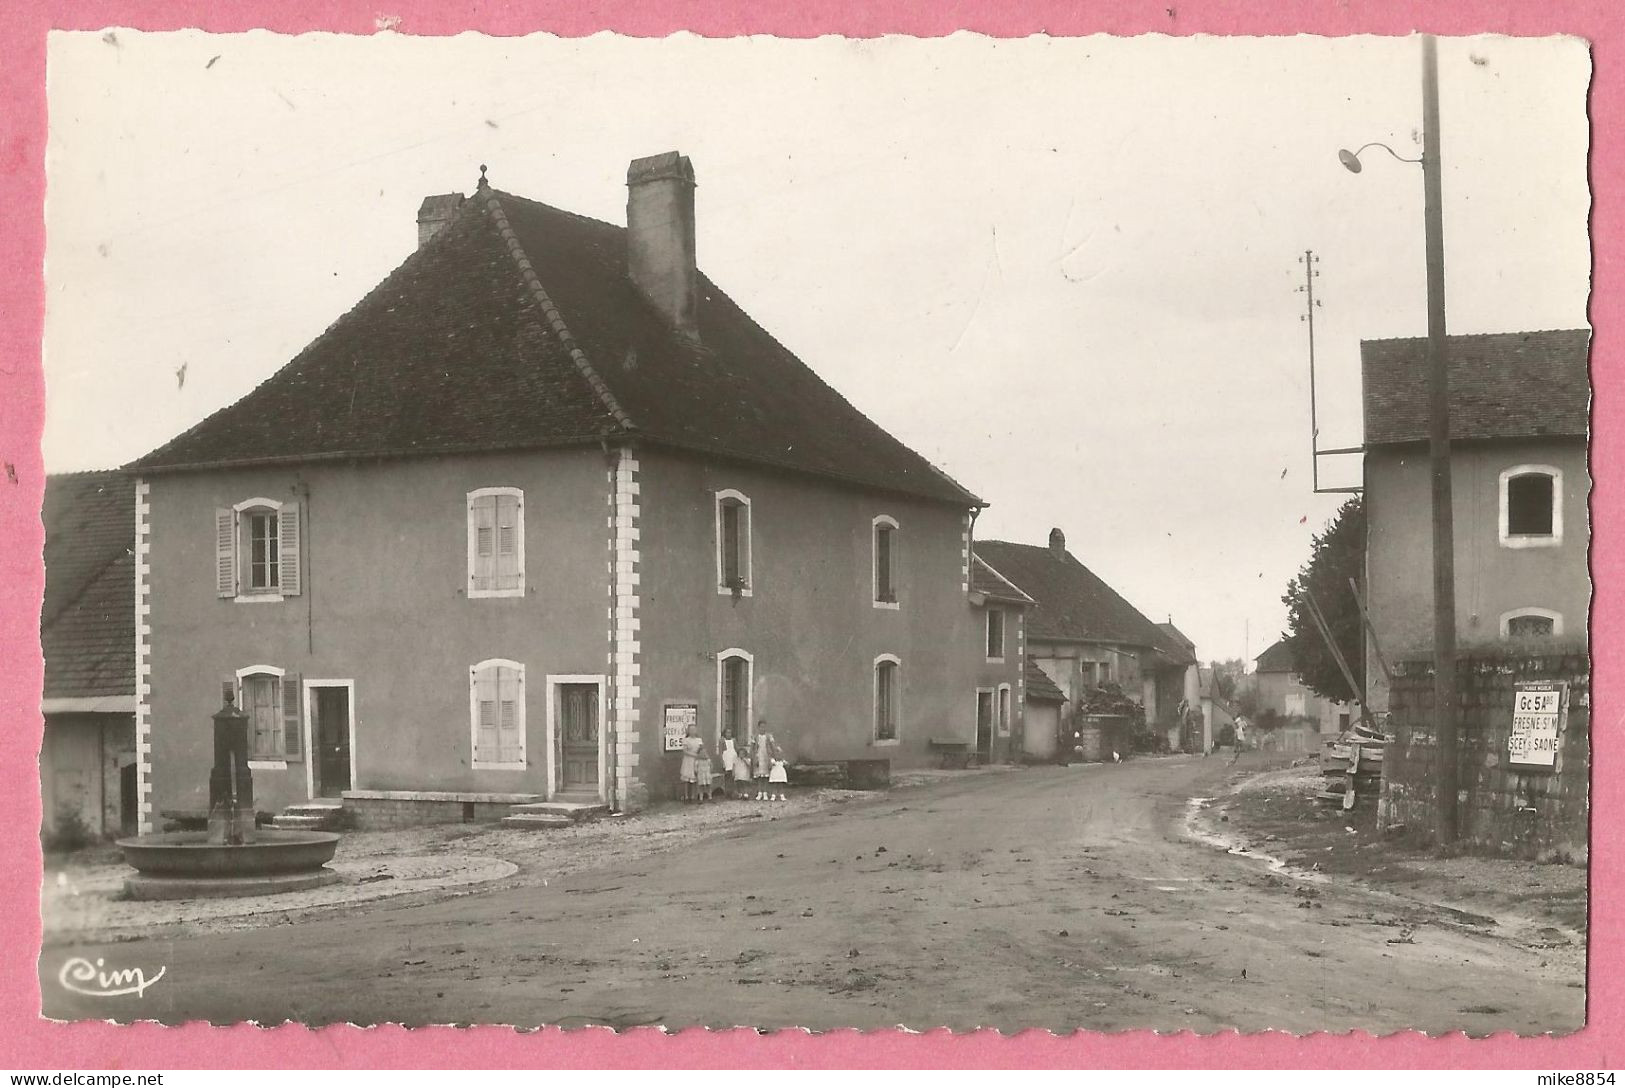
[1421,34,1459,845]
[1298,250,1322,491]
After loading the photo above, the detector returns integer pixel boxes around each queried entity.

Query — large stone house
[125,152,1025,831]
[1360,329,1591,712]
[40,471,137,839]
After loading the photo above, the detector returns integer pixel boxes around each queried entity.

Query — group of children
[678,720,789,802]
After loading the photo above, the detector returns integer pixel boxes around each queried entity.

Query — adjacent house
[967,554,1035,764]
[41,471,137,839]
[973,529,1199,755]
[1360,329,1591,711]
[1195,665,1236,749]
[126,153,1012,831]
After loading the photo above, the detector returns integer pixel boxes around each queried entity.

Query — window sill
[872,738,901,747]
[1501,534,1562,549]
[872,600,901,611]
[472,761,528,771]
[247,759,290,771]
[468,587,526,599]
[986,657,1006,665]
[234,593,285,605]
[716,585,755,598]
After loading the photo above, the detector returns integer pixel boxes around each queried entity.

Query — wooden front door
[559,684,600,793]
[976,690,995,763]
[314,686,351,798]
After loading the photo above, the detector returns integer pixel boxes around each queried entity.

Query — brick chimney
[1049,527,1067,559]
[416,193,465,248]
[626,151,698,340]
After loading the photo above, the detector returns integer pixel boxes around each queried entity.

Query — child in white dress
[768,757,789,802]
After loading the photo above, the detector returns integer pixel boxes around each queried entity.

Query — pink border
[2,0,1617,1069]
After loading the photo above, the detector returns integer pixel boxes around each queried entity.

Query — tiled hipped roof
[1361,329,1590,447]
[972,541,1193,665]
[130,188,979,507]
[42,472,136,701]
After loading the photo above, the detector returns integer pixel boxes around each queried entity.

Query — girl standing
[732,726,754,799]
[768,754,789,802]
[694,739,714,801]
[721,726,747,800]
[679,722,704,802]
[753,720,777,801]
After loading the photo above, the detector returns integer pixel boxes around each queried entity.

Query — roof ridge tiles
[482,190,635,435]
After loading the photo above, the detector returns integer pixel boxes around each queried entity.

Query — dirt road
[40,755,1584,1033]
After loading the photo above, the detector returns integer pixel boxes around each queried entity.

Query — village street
[40,755,1583,1034]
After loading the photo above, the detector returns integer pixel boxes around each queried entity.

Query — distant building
[41,472,137,839]
[1196,665,1236,750]
[1252,639,1350,748]
[1360,329,1590,711]
[973,530,1199,754]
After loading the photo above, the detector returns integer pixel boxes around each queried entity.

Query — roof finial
[477,164,489,190]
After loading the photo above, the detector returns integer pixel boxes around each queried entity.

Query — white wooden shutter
[498,667,522,764]
[282,673,302,758]
[469,495,495,592]
[215,508,237,598]
[278,504,301,596]
[474,667,500,763]
[495,493,520,591]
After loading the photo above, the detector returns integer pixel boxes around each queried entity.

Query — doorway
[558,682,601,795]
[306,681,354,799]
[976,689,995,764]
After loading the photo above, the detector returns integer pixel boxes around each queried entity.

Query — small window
[236,667,301,761]
[1501,608,1563,640]
[470,659,525,768]
[217,498,300,601]
[467,488,525,598]
[873,516,899,607]
[1500,465,1563,547]
[874,656,900,742]
[986,609,1006,662]
[715,489,753,594]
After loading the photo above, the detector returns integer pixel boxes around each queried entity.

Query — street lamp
[1339,35,1459,847]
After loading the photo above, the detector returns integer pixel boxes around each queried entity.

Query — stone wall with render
[1379,651,1590,863]
[342,790,541,830]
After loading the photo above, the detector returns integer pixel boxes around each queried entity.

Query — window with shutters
[235,665,302,762]
[873,515,899,608]
[218,497,300,602]
[715,489,753,595]
[1499,465,1563,548]
[467,487,526,598]
[874,655,901,744]
[470,659,526,769]
[997,684,1012,737]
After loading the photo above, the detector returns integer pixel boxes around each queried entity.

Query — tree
[1208,657,1246,701]
[1281,496,1365,703]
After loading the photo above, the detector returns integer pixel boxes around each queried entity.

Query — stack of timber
[1318,721,1387,810]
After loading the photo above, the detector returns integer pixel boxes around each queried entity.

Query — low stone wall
[341,790,541,830]
[1379,652,1589,863]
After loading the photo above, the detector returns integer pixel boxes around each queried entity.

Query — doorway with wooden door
[556,681,602,799]
[310,683,353,798]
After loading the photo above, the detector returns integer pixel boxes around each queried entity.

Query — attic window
[1499,465,1562,548]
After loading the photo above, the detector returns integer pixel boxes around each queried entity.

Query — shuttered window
[873,516,898,605]
[238,670,300,761]
[875,657,900,742]
[470,659,525,767]
[468,489,525,597]
[217,499,300,600]
[715,490,752,593]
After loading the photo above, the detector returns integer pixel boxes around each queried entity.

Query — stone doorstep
[271,814,336,830]
[507,799,610,822]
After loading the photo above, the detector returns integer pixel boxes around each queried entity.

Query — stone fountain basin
[117,830,340,877]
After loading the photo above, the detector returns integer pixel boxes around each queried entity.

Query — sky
[41,31,1591,663]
